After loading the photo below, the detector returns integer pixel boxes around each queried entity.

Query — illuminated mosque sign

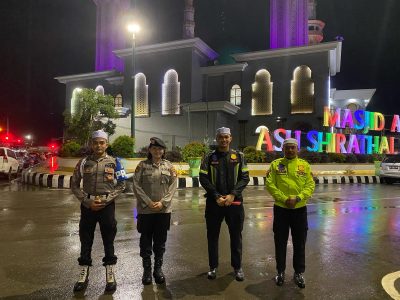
[256,106,400,154]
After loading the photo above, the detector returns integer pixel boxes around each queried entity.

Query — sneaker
[234,268,244,281]
[105,265,117,292]
[293,272,305,288]
[73,266,89,292]
[275,272,285,286]
[207,268,217,280]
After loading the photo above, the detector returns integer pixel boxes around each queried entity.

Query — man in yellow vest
[266,138,315,288]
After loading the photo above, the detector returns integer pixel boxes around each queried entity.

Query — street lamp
[127,23,141,139]
[25,134,33,146]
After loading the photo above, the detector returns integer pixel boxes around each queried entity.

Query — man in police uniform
[266,138,315,288]
[71,130,126,293]
[132,137,177,285]
[199,127,250,281]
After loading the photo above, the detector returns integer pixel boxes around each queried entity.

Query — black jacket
[199,149,250,202]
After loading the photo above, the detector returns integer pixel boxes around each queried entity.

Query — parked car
[379,154,400,184]
[14,149,28,171]
[0,147,20,179]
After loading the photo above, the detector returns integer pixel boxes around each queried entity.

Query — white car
[0,147,20,179]
[379,155,400,184]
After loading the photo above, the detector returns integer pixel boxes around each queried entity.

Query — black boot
[294,272,305,288]
[207,268,217,280]
[142,258,152,285]
[153,258,165,284]
[73,265,89,292]
[275,272,285,286]
[105,265,117,292]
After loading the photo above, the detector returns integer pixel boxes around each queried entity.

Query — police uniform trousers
[205,200,245,270]
[78,202,117,266]
[273,205,308,274]
[137,213,171,259]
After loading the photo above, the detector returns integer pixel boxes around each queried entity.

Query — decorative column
[183,0,195,38]
[93,0,131,72]
[270,0,308,49]
[308,0,325,44]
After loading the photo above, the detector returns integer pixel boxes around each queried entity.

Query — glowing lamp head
[127,23,141,34]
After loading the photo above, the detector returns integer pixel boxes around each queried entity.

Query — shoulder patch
[170,166,177,177]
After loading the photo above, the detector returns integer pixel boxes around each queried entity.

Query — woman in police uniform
[132,137,177,285]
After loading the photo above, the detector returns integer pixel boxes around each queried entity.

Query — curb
[21,170,383,189]
[21,170,73,189]
[178,176,383,188]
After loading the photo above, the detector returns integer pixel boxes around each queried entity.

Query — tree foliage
[111,135,135,158]
[64,88,118,146]
[182,141,208,162]
[243,146,266,163]
[59,141,81,157]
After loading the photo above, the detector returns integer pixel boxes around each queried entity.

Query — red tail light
[2,156,8,163]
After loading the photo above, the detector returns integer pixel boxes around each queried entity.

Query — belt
[88,194,108,201]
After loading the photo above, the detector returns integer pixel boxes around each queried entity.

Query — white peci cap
[91,130,108,140]
[216,127,231,136]
[282,138,298,146]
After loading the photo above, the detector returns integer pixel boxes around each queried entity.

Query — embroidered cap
[282,138,298,146]
[216,127,231,136]
[91,130,108,140]
[149,137,166,149]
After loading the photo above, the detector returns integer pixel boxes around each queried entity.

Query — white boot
[73,265,89,292]
[105,264,117,292]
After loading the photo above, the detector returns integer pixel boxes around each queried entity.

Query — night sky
[0,0,399,144]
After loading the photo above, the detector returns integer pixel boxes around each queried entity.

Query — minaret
[183,0,195,39]
[93,0,131,72]
[308,0,325,44]
[270,0,308,49]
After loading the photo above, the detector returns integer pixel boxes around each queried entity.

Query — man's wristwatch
[295,196,301,203]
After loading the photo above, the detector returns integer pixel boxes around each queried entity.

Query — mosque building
[55,0,375,149]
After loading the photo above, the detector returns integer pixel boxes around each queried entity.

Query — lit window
[291,65,314,114]
[114,94,123,108]
[135,73,149,117]
[162,69,180,115]
[346,103,359,112]
[70,88,82,116]
[230,84,241,106]
[95,85,105,95]
[251,69,273,116]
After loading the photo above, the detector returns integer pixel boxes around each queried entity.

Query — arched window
[95,85,105,95]
[135,73,149,117]
[162,69,180,115]
[346,103,359,112]
[251,69,273,116]
[70,88,82,116]
[114,94,123,108]
[230,84,241,106]
[291,66,314,114]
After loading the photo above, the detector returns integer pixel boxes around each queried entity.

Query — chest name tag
[277,164,287,174]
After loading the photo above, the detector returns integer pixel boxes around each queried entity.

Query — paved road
[0,180,399,299]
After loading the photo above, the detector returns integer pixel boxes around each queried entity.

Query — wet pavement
[0,179,400,299]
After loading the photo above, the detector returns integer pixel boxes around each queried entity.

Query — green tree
[182,141,208,162]
[59,141,81,157]
[243,146,266,163]
[111,135,135,158]
[64,88,118,146]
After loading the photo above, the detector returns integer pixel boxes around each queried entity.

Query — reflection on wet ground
[0,180,399,299]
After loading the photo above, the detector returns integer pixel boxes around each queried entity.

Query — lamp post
[25,134,33,146]
[127,23,141,139]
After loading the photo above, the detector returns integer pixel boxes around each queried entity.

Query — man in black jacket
[199,127,250,281]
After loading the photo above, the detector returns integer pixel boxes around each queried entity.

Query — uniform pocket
[142,171,153,183]
[161,170,171,184]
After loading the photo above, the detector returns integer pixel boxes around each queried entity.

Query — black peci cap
[149,137,166,149]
